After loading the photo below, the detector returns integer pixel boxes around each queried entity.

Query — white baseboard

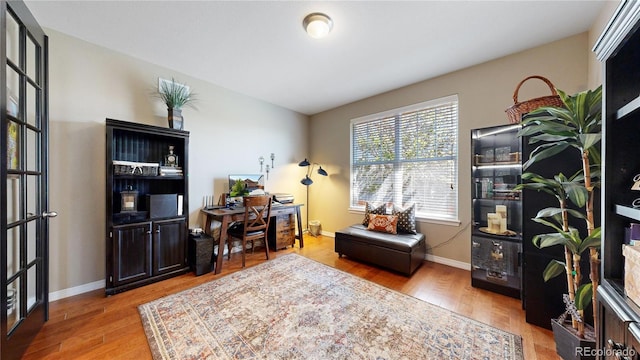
[49,279,104,301]
[425,254,470,271]
[49,236,470,301]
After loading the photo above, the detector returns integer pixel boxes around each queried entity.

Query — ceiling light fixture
[303,12,333,39]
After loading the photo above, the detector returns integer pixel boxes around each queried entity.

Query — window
[350,95,458,222]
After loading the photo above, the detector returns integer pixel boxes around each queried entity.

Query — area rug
[138,254,523,359]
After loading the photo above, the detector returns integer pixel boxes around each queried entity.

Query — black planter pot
[551,318,596,360]
[168,108,183,130]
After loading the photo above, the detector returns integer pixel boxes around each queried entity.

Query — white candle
[500,218,507,233]
[487,213,500,233]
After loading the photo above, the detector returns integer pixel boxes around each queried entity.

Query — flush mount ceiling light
[303,12,333,39]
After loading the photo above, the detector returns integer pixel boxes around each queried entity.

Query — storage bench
[335,224,426,276]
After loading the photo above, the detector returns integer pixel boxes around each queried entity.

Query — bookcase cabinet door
[153,218,187,276]
[112,222,153,286]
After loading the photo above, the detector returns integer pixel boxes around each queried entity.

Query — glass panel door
[2,1,51,358]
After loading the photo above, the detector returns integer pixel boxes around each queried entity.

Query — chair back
[242,195,273,234]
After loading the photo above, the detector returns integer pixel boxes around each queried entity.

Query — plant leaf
[575,284,593,311]
[578,227,602,252]
[542,260,566,282]
[565,182,588,208]
[523,142,570,169]
[579,133,602,150]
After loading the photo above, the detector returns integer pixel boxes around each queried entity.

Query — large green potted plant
[157,78,196,130]
[516,85,602,359]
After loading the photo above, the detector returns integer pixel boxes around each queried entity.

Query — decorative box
[623,244,640,306]
[113,160,159,176]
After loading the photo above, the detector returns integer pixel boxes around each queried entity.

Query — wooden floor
[22,235,559,359]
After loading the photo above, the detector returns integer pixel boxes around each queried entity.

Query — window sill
[348,207,461,227]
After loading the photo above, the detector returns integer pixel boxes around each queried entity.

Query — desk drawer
[275,214,295,231]
[269,227,295,250]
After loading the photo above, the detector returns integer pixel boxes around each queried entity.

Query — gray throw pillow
[362,202,386,226]
[393,203,417,234]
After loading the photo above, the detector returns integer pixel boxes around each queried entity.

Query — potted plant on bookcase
[157,77,196,130]
[516,85,602,360]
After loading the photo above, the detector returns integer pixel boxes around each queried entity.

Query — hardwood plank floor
[22,235,558,359]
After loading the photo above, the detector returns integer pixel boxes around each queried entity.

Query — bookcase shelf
[615,205,640,222]
[594,0,640,354]
[105,118,190,295]
[616,94,640,120]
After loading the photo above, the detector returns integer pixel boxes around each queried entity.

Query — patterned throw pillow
[362,202,387,226]
[367,214,398,234]
[393,204,417,234]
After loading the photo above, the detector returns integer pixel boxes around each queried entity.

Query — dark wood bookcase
[593,1,640,356]
[105,118,189,295]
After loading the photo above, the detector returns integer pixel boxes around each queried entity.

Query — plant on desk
[230,179,249,198]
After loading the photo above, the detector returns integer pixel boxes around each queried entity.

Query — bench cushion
[336,224,424,252]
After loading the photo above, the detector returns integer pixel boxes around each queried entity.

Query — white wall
[46,29,309,297]
[309,33,591,265]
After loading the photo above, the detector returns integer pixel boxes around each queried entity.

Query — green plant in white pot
[157,78,196,130]
[516,86,602,348]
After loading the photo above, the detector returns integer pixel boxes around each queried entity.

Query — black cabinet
[471,124,523,299]
[105,119,190,295]
[594,0,640,356]
[471,123,583,328]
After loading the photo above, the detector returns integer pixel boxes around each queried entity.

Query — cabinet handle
[155,229,160,233]
[146,230,152,235]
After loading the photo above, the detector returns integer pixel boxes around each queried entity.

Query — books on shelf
[159,166,183,176]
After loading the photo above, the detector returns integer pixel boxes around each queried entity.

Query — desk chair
[226,195,273,268]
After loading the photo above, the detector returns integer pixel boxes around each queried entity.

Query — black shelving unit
[594,1,640,353]
[105,118,190,295]
[471,124,523,299]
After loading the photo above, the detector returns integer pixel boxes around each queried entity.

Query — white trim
[425,254,470,271]
[593,0,640,61]
[49,279,104,301]
[350,94,459,125]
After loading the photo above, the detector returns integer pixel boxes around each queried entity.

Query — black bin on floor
[188,233,214,276]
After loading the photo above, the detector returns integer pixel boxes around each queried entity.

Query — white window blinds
[350,95,458,221]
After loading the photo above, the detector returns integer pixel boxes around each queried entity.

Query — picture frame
[495,146,511,162]
[481,148,494,163]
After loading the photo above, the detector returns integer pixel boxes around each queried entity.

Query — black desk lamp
[299,158,328,234]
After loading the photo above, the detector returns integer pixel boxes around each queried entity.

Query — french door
[1,1,52,359]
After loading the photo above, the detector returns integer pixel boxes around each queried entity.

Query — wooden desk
[200,203,303,274]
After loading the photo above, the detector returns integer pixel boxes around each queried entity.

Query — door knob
[42,211,58,218]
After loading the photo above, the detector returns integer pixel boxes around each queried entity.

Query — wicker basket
[505,75,564,124]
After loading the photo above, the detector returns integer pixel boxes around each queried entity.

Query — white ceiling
[24,0,610,115]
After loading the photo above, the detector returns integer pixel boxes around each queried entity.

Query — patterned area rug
[139,254,523,359]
